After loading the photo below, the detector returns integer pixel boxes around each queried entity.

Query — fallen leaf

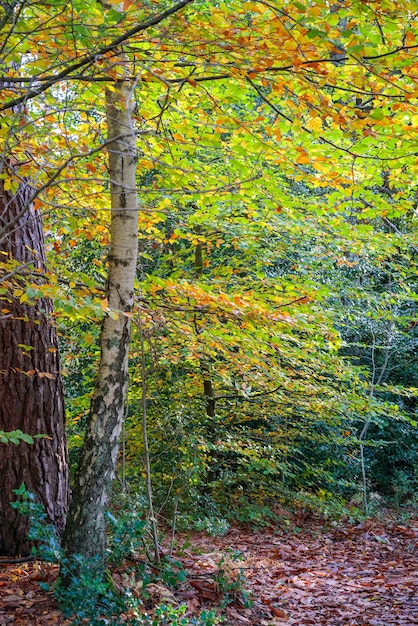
[227,608,253,623]
[271,606,288,618]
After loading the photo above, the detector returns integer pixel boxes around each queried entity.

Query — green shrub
[12,486,223,625]
[11,484,62,562]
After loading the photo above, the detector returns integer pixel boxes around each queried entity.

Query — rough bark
[62,78,138,563]
[0,181,69,556]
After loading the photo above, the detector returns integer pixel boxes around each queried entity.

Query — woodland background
[0,0,418,623]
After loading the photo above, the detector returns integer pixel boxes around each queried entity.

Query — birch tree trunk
[62,77,138,563]
[0,180,69,556]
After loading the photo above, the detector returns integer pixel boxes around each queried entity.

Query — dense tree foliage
[1,0,417,570]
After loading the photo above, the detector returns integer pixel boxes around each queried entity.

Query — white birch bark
[62,77,138,561]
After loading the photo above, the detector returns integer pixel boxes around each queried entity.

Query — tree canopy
[1,0,417,579]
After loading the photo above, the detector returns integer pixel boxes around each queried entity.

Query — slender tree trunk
[194,238,215,417]
[62,77,138,564]
[194,238,217,485]
[0,180,69,556]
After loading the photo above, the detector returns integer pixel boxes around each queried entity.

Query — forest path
[1,517,417,625]
[179,519,418,625]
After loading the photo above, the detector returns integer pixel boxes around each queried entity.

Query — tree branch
[0,0,195,112]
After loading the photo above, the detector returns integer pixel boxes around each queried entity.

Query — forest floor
[1,515,418,625]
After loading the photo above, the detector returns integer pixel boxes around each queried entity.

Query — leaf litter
[1,518,417,625]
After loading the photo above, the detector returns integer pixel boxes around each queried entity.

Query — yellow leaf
[306,117,323,133]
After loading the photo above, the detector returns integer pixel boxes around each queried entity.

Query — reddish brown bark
[0,180,69,556]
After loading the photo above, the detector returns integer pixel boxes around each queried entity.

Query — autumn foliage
[0,0,417,613]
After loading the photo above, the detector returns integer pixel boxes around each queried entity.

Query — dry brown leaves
[0,561,70,625]
[175,518,418,625]
[1,518,417,625]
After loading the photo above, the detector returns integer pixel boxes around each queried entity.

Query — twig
[0,555,36,565]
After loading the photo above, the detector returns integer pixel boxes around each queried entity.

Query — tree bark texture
[62,78,139,563]
[0,181,69,556]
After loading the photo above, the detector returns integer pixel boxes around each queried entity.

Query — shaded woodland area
[1,0,418,624]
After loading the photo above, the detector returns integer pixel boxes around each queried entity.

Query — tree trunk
[62,77,138,564]
[194,238,217,485]
[0,180,69,556]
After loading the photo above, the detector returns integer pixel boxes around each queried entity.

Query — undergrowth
[15,478,415,625]
[11,486,224,625]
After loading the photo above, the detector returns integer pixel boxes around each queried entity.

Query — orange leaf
[271,606,287,618]
[296,153,310,165]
